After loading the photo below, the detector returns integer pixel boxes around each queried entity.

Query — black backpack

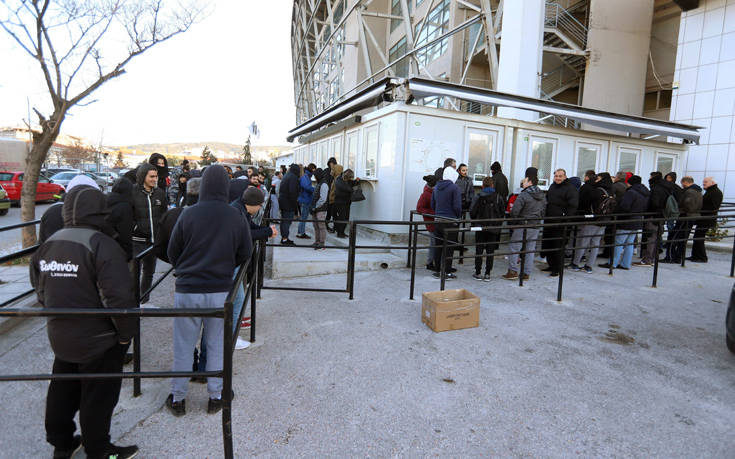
[594,188,616,216]
[473,193,505,233]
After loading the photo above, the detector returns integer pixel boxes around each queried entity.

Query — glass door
[465,128,498,186]
[529,136,556,187]
[575,142,600,179]
[655,152,676,176]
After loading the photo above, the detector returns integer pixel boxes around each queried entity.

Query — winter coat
[679,184,703,217]
[328,164,344,204]
[311,170,330,213]
[228,177,249,204]
[148,153,170,194]
[30,186,136,364]
[612,181,627,203]
[298,170,315,205]
[132,167,168,244]
[431,179,462,219]
[245,211,274,241]
[455,175,474,210]
[618,183,650,230]
[416,185,435,233]
[39,202,65,243]
[647,177,674,216]
[469,187,506,227]
[105,178,134,261]
[168,165,252,293]
[545,179,579,218]
[699,184,724,228]
[333,175,353,205]
[492,170,509,200]
[510,185,546,221]
[278,164,301,212]
[576,182,605,223]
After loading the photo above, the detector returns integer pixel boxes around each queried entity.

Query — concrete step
[270,245,406,279]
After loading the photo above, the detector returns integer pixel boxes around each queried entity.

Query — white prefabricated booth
[292,102,690,236]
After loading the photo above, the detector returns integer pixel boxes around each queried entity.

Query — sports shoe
[549,271,559,277]
[541,266,553,272]
[207,391,235,415]
[426,263,438,272]
[568,263,582,271]
[235,337,250,350]
[598,263,614,269]
[295,233,310,239]
[618,266,630,270]
[582,266,592,274]
[632,261,651,267]
[88,444,139,459]
[502,270,519,280]
[432,272,456,280]
[521,274,530,280]
[336,233,347,238]
[166,394,185,417]
[53,435,82,459]
[483,274,491,282]
[472,273,483,281]
[281,239,295,245]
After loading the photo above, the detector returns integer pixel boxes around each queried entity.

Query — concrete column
[582,0,654,118]
[496,0,545,122]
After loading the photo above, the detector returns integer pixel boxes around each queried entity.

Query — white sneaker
[140,302,158,309]
[235,337,250,350]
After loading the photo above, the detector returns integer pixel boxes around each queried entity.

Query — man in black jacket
[455,163,474,211]
[570,170,605,273]
[148,152,169,199]
[31,186,138,459]
[689,177,724,262]
[635,172,671,266]
[131,164,168,304]
[39,174,100,243]
[166,165,252,416]
[105,178,134,261]
[490,161,509,200]
[278,163,301,245]
[543,169,579,276]
[154,178,201,264]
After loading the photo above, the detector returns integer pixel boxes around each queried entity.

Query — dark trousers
[544,226,567,273]
[280,209,295,240]
[333,202,350,236]
[691,224,709,261]
[475,231,498,274]
[670,220,694,262]
[46,343,128,456]
[133,241,157,303]
[433,223,459,270]
[642,221,661,264]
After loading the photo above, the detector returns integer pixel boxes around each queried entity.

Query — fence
[0,217,261,459]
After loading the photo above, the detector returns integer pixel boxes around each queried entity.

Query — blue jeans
[297,202,311,235]
[613,230,637,269]
[280,209,295,240]
[197,271,245,372]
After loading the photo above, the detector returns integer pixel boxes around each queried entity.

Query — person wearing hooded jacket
[569,170,606,273]
[30,185,139,459]
[455,163,475,211]
[296,164,316,239]
[311,168,330,249]
[469,176,505,280]
[105,178,134,261]
[131,163,168,304]
[668,176,703,263]
[542,169,579,276]
[148,153,170,200]
[635,172,673,266]
[327,163,344,233]
[278,163,301,245]
[416,175,438,271]
[39,174,101,243]
[503,174,546,280]
[490,161,509,200]
[604,175,650,270]
[333,168,358,238]
[166,165,252,417]
[431,167,462,279]
[153,178,201,264]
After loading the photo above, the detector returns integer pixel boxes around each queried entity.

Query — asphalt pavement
[0,202,53,256]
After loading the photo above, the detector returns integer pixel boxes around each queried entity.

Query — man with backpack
[635,172,675,266]
[469,176,505,280]
[569,170,612,273]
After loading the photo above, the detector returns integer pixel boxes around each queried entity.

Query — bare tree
[59,139,95,168]
[0,0,204,246]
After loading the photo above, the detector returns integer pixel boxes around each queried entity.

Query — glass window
[659,89,672,109]
[363,125,379,178]
[415,0,450,66]
[331,137,342,165]
[390,0,413,32]
[467,132,493,184]
[576,146,598,179]
[346,131,358,172]
[0,173,14,181]
[643,92,658,112]
[466,22,484,57]
[531,140,554,187]
[423,95,444,107]
[656,154,675,175]
[38,175,49,183]
[319,141,329,167]
[389,36,408,77]
[618,149,638,174]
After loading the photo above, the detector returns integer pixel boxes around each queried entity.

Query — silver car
[49,171,107,191]
[95,171,119,186]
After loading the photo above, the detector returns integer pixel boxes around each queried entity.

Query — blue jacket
[431,180,462,219]
[298,170,315,205]
[168,165,252,293]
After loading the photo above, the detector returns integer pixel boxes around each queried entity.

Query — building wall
[670,0,735,200]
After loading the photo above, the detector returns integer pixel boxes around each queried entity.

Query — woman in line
[333,168,359,238]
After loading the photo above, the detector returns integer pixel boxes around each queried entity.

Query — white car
[95,171,119,186]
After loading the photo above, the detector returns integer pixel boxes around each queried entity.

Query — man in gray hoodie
[503,174,546,280]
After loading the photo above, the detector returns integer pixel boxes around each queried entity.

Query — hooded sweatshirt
[168,165,252,293]
[148,153,169,191]
[105,178,134,260]
[278,164,301,212]
[30,186,136,364]
[431,168,462,219]
[329,164,344,204]
[510,185,546,221]
[298,169,315,205]
[132,164,168,243]
[39,174,101,243]
[618,182,650,230]
[416,185,435,233]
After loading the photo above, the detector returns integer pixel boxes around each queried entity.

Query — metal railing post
[222,297,234,459]
[608,219,616,275]
[652,221,661,288]
[250,254,258,344]
[409,221,419,300]
[519,225,527,287]
[458,211,466,265]
[348,221,357,300]
[680,223,687,268]
[557,225,567,302]
[406,211,414,267]
[256,239,265,299]
[730,229,735,277]
[133,256,142,397]
[439,227,447,291]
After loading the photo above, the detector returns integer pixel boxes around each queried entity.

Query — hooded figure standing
[166,165,252,417]
[31,185,139,459]
[148,153,170,200]
[278,163,301,245]
[431,167,462,279]
[105,178,135,261]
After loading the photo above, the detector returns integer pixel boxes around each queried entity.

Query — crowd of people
[417,158,724,282]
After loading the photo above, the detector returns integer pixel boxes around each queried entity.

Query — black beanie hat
[628,175,642,186]
[525,167,538,179]
[242,187,265,206]
[491,161,501,172]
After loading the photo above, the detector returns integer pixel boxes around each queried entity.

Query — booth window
[618,148,639,174]
[331,137,342,166]
[531,139,554,187]
[363,125,379,178]
[575,145,598,179]
[468,131,493,184]
[656,153,675,175]
[346,131,358,172]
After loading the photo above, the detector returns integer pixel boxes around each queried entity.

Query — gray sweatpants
[508,227,539,275]
[572,224,605,267]
[171,291,227,402]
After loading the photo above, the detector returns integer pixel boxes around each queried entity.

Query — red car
[0,171,65,205]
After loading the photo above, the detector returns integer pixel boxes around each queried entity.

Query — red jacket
[416,185,435,233]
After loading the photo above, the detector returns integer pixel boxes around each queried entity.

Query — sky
[0,1,296,147]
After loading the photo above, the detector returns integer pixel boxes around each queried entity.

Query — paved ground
[0,203,53,257]
[0,250,734,458]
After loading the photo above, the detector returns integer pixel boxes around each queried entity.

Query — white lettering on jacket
[39,260,80,277]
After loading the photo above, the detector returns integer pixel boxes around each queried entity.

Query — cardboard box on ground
[421,289,480,332]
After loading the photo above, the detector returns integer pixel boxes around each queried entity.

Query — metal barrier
[0,219,40,308]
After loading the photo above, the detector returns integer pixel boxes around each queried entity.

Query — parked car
[0,184,10,215]
[726,283,735,354]
[48,171,106,191]
[43,167,75,177]
[0,171,65,205]
[95,171,119,186]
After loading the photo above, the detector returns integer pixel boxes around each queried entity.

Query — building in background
[291,0,733,201]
